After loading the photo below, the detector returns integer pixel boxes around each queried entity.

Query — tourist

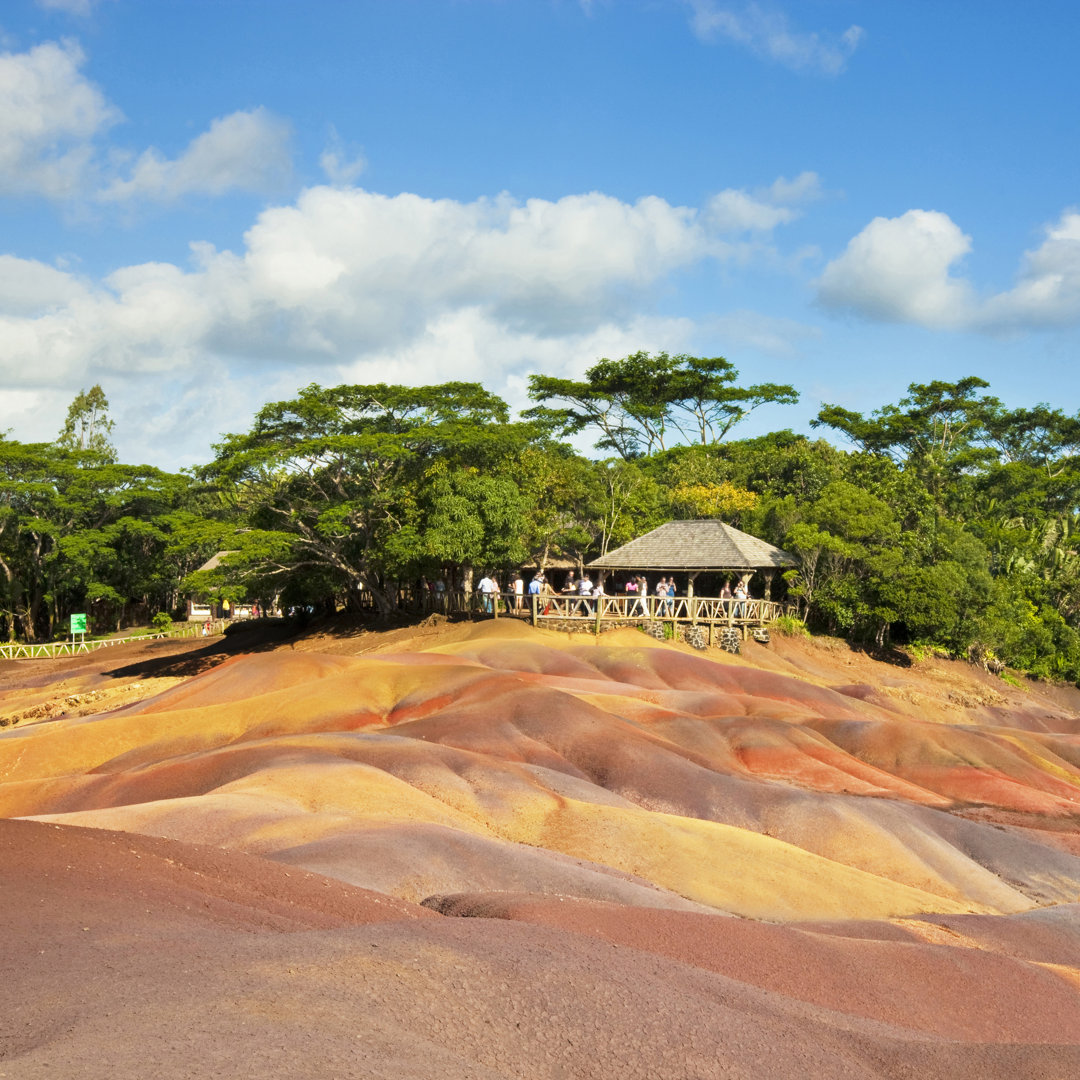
[512,571,524,612]
[733,579,748,620]
[658,577,675,616]
[576,572,594,616]
[477,572,498,614]
[636,575,649,617]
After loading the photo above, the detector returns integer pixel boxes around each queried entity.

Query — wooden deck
[527,592,789,633]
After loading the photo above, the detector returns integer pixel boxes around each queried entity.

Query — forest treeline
[3,355,1080,682]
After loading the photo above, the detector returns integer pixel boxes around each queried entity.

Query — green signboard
[70,613,87,635]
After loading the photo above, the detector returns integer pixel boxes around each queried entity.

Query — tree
[199,382,537,614]
[0,437,197,640]
[58,385,116,461]
[527,352,797,460]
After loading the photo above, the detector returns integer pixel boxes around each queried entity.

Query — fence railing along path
[405,588,790,635]
[2,591,791,659]
[0,620,227,661]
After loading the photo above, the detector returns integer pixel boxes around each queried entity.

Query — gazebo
[587,520,797,599]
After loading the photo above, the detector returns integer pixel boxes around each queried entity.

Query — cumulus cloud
[99,107,293,203]
[0,255,92,316]
[707,171,821,232]
[0,179,811,463]
[983,211,1080,329]
[0,41,293,205]
[0,40,117,198]
[817,208,1080,333]
[687,2,863,75]
[816,210,976,329]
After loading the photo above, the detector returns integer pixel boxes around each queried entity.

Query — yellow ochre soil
[2,617,1080,1078]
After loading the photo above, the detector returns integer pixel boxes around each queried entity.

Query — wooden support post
[531,592,538,627]
[594,596,602,638]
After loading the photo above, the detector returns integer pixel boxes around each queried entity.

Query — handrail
[401,588,791,626]
[526,593,789,624]
[0,620,228,661]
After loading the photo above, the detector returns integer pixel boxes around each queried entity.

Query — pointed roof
[587,520,797,572]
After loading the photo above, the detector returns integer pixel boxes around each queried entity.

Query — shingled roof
[587,520,797,572]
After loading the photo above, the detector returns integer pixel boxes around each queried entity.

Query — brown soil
[2,616,1080,1078]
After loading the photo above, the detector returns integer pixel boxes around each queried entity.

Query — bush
[150,612,173,633]
[770,613,810,638]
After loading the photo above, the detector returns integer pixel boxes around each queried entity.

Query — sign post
[70,613,87,650]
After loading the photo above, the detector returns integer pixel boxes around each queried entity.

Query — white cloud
[0,41,290,206]
[707,171,821,232]
[817,208,1080,333]
[319,126,365,186]
[983,211,1080,329]
[0,179,812,465]
[99,107,293,203]
[816,210,976,329]
[0,40,117,198]
[0,255,91,316]
[687,2,863,75]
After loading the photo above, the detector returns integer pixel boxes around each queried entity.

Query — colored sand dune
[2,621,1080,1078]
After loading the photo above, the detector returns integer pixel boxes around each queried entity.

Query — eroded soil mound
[3,620,1080,1077]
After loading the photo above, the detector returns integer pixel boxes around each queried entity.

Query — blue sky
[1,0,1079,468]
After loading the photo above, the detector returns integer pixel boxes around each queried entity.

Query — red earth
[3,618,1080,1078]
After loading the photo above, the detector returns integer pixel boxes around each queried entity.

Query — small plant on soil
[770,614,809,638]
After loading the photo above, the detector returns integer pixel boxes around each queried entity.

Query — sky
[1,0,1079,470]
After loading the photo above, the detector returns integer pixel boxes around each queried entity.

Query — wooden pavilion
[586,519,797,599]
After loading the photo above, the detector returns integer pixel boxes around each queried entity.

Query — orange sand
[2,619,1080,1077]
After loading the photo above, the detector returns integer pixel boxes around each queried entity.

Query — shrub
[770,613,810,638]
[150,612,172,633]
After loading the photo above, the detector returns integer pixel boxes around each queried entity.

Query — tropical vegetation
[4,355,1080,683]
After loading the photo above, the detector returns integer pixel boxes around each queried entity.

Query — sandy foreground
[2,617,1080,1078]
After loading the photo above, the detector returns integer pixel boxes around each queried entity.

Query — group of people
[620,575,679,616]
[720,577,750,618]
[476,571,529,613]
[471,569,752,619]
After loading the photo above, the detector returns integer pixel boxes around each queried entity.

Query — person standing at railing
[576,573,594,616]
[658,577,676,616]
[720,579,733,620]
[512,571,524,612]
[635,575,649,617]
[734,580,747,620]
[477,572,498,614]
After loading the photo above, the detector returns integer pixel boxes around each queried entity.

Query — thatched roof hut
[587,520,796,596]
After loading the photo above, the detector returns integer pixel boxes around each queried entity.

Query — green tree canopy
[527,351,798,460]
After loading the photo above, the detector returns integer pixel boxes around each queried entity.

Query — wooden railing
[0,620,227,661]
[403,588,790,628]
[527,593,788,626]
[365,586,790,622]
